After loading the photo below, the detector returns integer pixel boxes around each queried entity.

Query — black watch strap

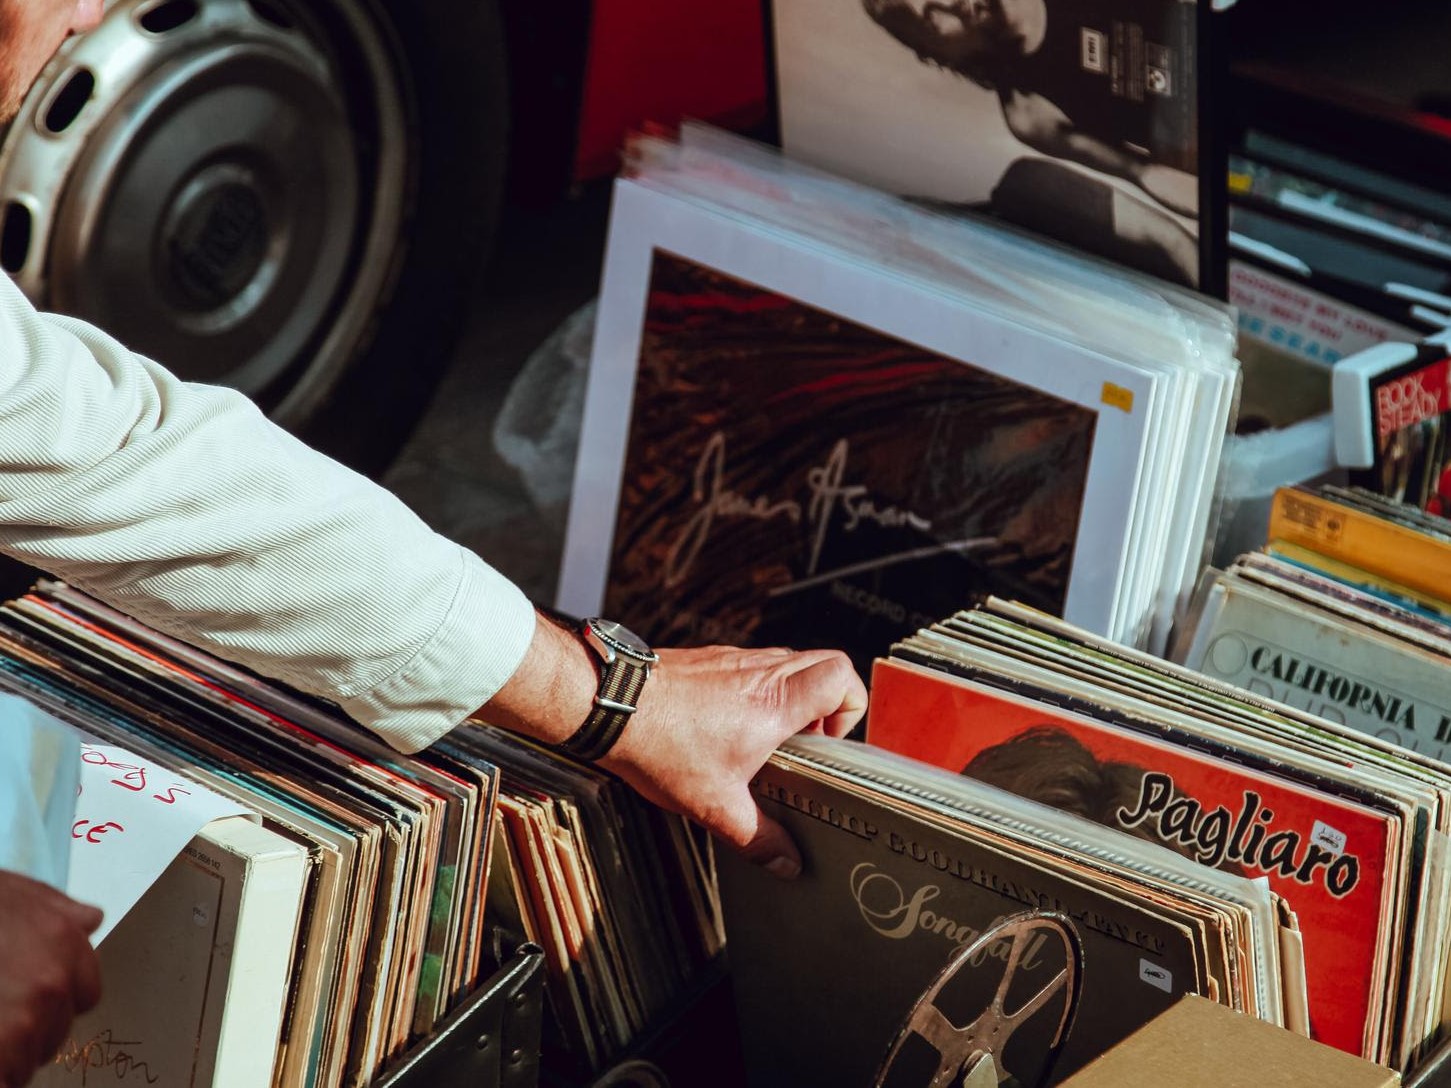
[558,660,648,762]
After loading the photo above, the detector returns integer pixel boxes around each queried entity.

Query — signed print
[601,252,1096,669]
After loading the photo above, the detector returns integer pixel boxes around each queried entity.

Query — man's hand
[600,645,868,880]
[481,618,868,881]
[0,873,103,1088]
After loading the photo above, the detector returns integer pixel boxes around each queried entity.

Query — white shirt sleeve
[0,276,538,753]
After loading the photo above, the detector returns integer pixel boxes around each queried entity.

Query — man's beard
[0,6,30,127]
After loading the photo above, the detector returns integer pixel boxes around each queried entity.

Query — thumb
[712,788,803,881]
[59,896,104,936]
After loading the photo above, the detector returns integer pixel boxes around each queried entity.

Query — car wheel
[0,0,508,477]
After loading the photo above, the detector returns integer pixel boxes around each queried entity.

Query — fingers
[32,985,75,1072]
[612,643,866,886]
[49,895,102,1013]
[712,790,803,881]
[0,877,100,1088]
[777,651,868,742]
[68,938,102,1015]
[57,897,103,937]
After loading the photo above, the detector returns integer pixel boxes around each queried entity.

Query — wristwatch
[558,618,659,762]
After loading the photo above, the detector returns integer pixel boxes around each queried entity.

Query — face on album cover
[602,251,1096,673]
[773,0,1203,287]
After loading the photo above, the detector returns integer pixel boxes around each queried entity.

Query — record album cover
[1181,575,1451,762]
[719,748,1208,1086]
[562,172,1164,655]
[771,0,1220,289]
[599,251,1097,671]
[1352,344,1451,513]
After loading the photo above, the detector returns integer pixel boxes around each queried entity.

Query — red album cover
[866,657,1399,1058]
[1353,345,1451,513]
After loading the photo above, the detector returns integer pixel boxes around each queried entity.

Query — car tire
[0,0,510,478]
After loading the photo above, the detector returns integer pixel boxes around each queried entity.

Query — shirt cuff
[338,549,537,753]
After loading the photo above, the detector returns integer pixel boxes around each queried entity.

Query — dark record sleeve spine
[1199,0,1230,298]
[760,0,783,148]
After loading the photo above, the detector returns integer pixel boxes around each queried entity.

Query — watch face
[588,618,654,660]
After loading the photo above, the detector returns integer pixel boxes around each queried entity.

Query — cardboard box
[1059,997,1400,1087]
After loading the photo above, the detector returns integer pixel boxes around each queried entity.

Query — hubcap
[0,0,408,421]
[163,162,272,315]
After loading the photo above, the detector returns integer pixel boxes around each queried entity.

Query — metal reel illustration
[872,911,1084,1088]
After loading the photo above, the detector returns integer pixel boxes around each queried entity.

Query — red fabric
[574,0,768,181]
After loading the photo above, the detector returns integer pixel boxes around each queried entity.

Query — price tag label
[68,744,253,944]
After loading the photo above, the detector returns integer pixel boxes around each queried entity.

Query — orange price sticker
[1101,383,1135,414]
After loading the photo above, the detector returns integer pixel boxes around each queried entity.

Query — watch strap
[557,656,650,763]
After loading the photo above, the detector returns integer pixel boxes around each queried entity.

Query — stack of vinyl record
[717,729,1300,1087]
[449,724,724,1073]
[7,582,718,1088]
[1178,483,1451,767]
[863,596,1451,1075]
[558,126,1240,677]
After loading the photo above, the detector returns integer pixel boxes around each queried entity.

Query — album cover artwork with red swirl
[601,250,1098,673]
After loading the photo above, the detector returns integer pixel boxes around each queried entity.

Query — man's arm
[0,276,867,876]
[0,273,537,750]
[1002,91,1199,217]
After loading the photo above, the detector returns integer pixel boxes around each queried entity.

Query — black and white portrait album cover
[769,0,1225,291]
